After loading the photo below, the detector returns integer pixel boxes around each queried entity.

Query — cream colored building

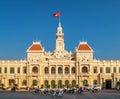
[0,23,120,89]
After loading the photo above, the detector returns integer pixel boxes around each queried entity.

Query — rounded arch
[58,67,62,74]
[51,67,55,74]
[32,67,38,73]
[71,67,75,74]
[83,79,88,86]
[45,67,49,74]
[82,67,88,73]
[65,67,69,74]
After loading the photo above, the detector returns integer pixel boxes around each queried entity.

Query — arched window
[83,80,88,86]
[65,80,69,88]
[113,67,116,73]
[58,67,62,74]
[45,67,49,74]
[93,67,97,73]
[51,80,55,88]
[51,67,55,74]
[32,67,38,73]
[44,80,48,88]
[72,80,76,87]
[106,67,111,73]
[65,67,69,74]
[93,80,97,85]
[22,80,27,86]
[82,67,88,73]
[23,67,27,73]
[71,67,75,74]
[58,80,62,88]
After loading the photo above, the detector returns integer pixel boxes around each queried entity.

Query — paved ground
[0,90,120,99]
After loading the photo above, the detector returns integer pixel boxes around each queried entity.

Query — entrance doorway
[106,80,111,89]
[9,79,15,87]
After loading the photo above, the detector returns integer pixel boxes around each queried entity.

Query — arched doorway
[83,80,88,86]
[65,80,69,88]
[32,80,37,87]
[51,80,55,88]
[44,80,48,88]
[9,79,15,87]
[93,80,97,85]
[72,80,76,87]
[58,80,62,88]
[106,79,112,89]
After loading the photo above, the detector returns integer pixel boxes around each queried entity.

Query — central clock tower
[56,22,65,51]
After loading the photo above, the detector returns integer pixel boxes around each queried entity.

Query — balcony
[44,75,75,79]
[81,73,89,77]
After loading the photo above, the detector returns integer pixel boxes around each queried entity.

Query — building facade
[0,23,120,89]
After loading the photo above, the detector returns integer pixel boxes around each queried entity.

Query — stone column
[2,67,4,74]
[56,65,58,75]
[49,66,51,75]
[69,65,71,75]
[103,66,105,74]
[116,66,118,74]
[20,66,23,75]
[111,66,113,73]
[63,65,64,75]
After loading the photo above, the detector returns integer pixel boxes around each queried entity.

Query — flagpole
[59,15,61,27]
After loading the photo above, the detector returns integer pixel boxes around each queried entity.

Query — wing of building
[0,23,120,90]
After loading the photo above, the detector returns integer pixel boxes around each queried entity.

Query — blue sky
[0,0,120,60]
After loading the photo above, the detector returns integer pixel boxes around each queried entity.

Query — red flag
[53,12,60,17]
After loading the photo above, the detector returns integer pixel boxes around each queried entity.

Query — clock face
[56,52,62,58]
[82,56,88,61]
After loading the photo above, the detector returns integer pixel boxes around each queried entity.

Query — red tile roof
[29,42,43,51]
[78,42,91,50]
